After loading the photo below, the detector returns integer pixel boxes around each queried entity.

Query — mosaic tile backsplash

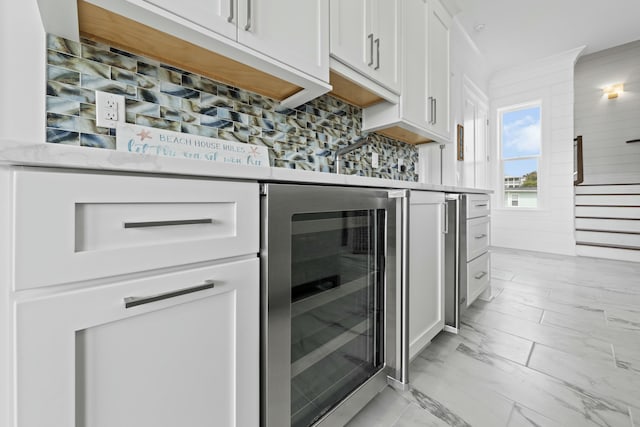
[45,34,418,181]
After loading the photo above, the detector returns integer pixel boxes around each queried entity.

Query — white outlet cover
[96,91,126,128]
[371,152,379,168]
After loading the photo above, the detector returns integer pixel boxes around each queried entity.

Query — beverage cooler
[260,184,409,427]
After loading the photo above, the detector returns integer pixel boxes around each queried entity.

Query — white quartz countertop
[0,140,492,194]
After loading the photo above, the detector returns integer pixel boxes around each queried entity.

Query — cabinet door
[136,0,237,40]
[402,0,429,127]
[371,0,400,92]
[427,0,450,138]
[16,259,259,427]
[239,0,329,81]
[330,0,370,74]
[409,192,445,360]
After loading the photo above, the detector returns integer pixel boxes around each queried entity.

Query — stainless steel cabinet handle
[227,0,234,23]
[367,33,374,66]
[433,98,437,124]
[374,38,380,70]
[124,281,215,308]
[428,97,434,124]
[443,202,449,234]
[474,271,487,280]
[124,218,213,228]
[475,203,488,207]
[474,233,487,239]
[244,0,252,31]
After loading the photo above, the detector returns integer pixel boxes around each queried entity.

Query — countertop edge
[0,140,493,194]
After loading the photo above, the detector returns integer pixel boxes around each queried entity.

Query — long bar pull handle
[433,98,437,124]
[428,97,433,124]
[474,271,487,280]
[227,0,234,23]
[367,33,374,66]
[123,218,213,229]
[626,139,640,143]
[474,233,487,239]
[125,281,215,308]
[374,38,380,70]
[475,203,488,207]
[244,0,252,31]
[443,202,449,234]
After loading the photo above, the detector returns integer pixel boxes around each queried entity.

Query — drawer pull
[474,233,487,239]
[474,271,487,280]
[124,281,215,308]
[474,203,488,208]
[124,218,213,228]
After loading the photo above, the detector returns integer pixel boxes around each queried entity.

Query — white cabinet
[6,168,260,427]
[409,191,445,359]
[329,0,401,95]
[362,0,451,145]
[130,0,329,82]
[460,194,492,308]
[17,260,259,427]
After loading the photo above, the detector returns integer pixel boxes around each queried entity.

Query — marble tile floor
[346,247,640,427]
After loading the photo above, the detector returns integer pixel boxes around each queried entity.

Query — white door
[238,0,329,81]
[329,0,370,75]
[427,0,450,139]
[15,259,259,427]
[409,191,445,359]
[371,0,400,92]
[137,0,237,40]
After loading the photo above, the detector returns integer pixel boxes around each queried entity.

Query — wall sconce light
[604,83,624,99]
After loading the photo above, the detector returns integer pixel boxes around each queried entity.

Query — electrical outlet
[371,152,379,168]
[95,91,125,128]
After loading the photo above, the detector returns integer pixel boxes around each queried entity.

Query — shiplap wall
[488,48,583,255]
[574,40,640,185]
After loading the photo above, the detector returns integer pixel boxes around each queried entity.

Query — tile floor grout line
[525,341,536,367]
[539,308,545,324]
[504,402,518,427]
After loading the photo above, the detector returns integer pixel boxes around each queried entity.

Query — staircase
[575,184,640,262]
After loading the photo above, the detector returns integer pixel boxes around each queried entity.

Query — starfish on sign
[137,129,152,141]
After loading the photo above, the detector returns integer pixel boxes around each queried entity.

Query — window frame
[498,101,543,210]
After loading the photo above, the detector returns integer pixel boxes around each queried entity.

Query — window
[500,104,541,208]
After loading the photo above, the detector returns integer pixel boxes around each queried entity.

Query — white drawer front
[466,252,490,307]
[467,216,490,261]
[466,194,490,219]
[14,168,259,290]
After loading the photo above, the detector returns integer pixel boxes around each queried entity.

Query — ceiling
[446,0,640,72]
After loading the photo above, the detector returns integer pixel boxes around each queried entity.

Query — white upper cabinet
[329,0,401,95]
[427,0,451,139]
[237,0,328,83]
[362,0,451,145]
[141,0,237,40]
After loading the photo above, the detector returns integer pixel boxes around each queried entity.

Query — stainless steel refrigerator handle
[388,189,409,387]
[367,33,374,66]
[123,218,213,228]
[124,281,215,308]
[244,0,252,31]
[227,0,234,23]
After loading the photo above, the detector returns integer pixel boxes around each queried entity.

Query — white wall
[574,40,640,185]
[419,18,490,186]
[489,47,583,255]
[0,1,46,143]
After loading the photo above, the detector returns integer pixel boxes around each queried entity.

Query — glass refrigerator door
[289,209,385,427]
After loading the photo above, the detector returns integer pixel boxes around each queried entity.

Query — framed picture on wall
[456,124,464,161]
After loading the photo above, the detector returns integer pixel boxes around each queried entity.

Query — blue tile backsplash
[45,34,418,181]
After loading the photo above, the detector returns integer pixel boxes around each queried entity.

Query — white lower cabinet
[16,258,259,427]
[409,191,445,359]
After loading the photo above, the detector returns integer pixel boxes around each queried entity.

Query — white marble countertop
[0,140,492,194]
